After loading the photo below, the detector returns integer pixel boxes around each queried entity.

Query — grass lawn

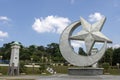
[53,66,68,74]
[0,65,120,75]
[108,68,120,75]
[0,66,8,75]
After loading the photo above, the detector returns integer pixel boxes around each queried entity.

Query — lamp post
[41,56,44,63]
[31,58,33,65]
[32,63,35,74]
[0,56,2,64]
[117,63,119,69]
[31,58,34,74]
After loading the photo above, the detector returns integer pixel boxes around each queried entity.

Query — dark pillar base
[8,67,19,76]
[68,67,103,75]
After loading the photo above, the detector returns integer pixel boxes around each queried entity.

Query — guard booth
[8,41,20,76]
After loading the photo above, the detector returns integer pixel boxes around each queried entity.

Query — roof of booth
[11,41,20,45]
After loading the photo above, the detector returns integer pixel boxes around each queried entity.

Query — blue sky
[0,0,120,48]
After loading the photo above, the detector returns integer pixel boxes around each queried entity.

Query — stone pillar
[8,42,20,76]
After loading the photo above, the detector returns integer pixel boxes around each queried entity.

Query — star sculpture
[70,17,112,54]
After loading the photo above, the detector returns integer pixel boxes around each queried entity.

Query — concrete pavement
[0,74,120,80]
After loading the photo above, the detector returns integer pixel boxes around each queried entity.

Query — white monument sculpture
[59,17,112,75]
[91,48,98,68]
[8,41,20,75]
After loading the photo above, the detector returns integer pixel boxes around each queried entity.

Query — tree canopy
[0,41,66,63]
[0,41,120,66]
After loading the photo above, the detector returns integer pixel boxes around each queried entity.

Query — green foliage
[0,41,120,66]
[0,66,8,75]
[0,42,11,60]
[78,47,87,56]
[19,61,26,73]
[20,48,31,60]
[104,48,113,65]
[25,67,40,74]
[99,48,114,66]
[31,55,40,62]
[102,62,110,72]
[0,41,22,60]
[112,48,120,65]
[39,63,46,73]
[46,43,66,62]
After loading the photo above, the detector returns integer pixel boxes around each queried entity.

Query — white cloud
[0,16,9,21]
[71,40,84,48]
[32,15,71,34]
[0,16,11,26]
[71,40,85,53]
[113,44,120,48]
[108,44,120,49]
[0,31,8,38]
[0,16,9,41]
[88,12,104,22]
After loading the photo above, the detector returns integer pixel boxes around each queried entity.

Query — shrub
[102,62,110,73]
[39,63,46,74]
[20,61,26,73]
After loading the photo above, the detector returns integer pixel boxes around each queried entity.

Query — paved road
[0,74,120,80]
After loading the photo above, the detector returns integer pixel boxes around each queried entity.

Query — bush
[20,61,26,73]
[102,62,110,73]
[39,63,46,74]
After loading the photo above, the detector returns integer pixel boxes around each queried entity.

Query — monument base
[68,67,103,75]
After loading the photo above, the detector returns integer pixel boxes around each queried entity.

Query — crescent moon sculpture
[59,17,112,66]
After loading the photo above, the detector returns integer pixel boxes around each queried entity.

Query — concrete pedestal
[68,67,103,75]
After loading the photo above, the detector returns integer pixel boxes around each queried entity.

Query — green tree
[0,42,11,60]
[28,45,37,55]
[20,47,31,60]
[0,41,22,60]
[37,46,46,52]
[31,55,40,62]
[46,43,65,62]
[0,42,67,64]
[105,48,113,66]
[112,48,120,65]
[99,48,113,66]
[78,47,87,56]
